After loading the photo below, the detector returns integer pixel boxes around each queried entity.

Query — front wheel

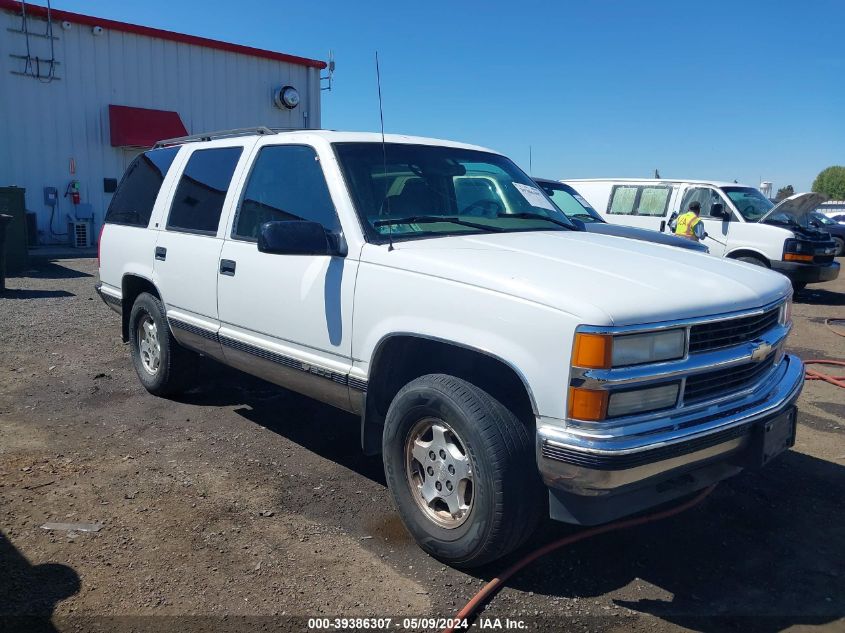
[735,255,768,268]
[833,237,844,258]
[382,374,543,568]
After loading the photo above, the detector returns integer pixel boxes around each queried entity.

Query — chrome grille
[688,307,780,353]
[684,354,776,403]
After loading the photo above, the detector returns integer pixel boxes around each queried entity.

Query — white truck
[563,178,840,292]
[97,129,804,567]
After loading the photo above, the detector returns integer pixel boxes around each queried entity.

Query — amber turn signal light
[784,253,813,262]
[572,333,612,369]
[568,387,608,421]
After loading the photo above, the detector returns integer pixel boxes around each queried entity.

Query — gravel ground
[1,258,843,633]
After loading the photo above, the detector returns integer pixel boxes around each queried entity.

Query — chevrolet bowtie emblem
[750,341,773,362]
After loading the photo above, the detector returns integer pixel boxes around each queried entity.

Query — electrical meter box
[43,186,58,207]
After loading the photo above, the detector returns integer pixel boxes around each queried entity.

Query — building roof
[0,0,326,69]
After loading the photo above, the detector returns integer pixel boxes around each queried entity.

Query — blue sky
[60,0,844,191]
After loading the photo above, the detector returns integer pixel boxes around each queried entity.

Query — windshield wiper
[497,212,573,229]
[373,215,504,232]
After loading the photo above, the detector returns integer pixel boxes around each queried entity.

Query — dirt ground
[1,257,843,633]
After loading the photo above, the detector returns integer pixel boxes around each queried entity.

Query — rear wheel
[129,292,194,396]
[382,374,543,568]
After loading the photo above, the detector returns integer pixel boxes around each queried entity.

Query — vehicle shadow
[176,358,386,487]
[7,260,92,280]
[0,531,80,631]
[173,359,844,630]
[0,289,75,299]
[493,447,844,630]
[794,287,845,306]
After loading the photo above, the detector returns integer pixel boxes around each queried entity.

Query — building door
[216,143,358,411]
[153,144,244,358]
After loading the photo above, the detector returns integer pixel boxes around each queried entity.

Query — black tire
[735,255,768,268]
[382,374,543,568]
[833,237,844,258]
[791,280,807,292]
[128,292,193,396]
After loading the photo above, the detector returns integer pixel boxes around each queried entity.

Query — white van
[564,179,840,290]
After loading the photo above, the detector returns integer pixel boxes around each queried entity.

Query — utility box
[0,187,28,272]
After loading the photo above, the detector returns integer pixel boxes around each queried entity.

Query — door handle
[155,246,167,261]
[219,259,236,276]
[659,220,666,233]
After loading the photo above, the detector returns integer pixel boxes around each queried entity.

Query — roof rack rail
[154,126,278,148]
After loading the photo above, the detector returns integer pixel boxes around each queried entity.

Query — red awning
[108,104,187,147]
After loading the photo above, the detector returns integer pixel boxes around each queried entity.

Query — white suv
[97,128,804,567]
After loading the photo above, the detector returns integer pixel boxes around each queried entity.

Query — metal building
[0,0,326,247]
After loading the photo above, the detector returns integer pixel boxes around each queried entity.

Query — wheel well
[727,250,770,267]
[121,275,160,342]
[361,336,535,455]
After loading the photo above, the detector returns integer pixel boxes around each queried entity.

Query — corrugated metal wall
[0,7,321,244]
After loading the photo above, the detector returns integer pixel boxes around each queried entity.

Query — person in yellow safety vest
[674,201,707,241]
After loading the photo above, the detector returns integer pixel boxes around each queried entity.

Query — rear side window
[105,147,179,226]
[636,187,671,216]
[167,147,243,235]
[608,186,637,214]
[608,185,671,217]
[233,145,338,241]
[454,178,500,214]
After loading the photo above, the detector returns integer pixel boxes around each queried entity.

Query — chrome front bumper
[537,353,804,499]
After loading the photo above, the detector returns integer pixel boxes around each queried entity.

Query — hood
[759,192,827,224]
[363,231,790,326]
[582,222,709,252]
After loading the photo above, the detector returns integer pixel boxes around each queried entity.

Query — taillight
[97,224,105,267]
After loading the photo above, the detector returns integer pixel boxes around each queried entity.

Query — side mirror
[710,203,728,220]
[258,221,347,257]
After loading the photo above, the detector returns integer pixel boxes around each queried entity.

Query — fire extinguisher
[65,180,80,205]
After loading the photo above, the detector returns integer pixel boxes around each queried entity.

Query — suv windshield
[333,143,574,242]
[721,186,774,222]
[535,181,603,223]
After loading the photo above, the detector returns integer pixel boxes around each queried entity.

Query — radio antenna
[375,51,394,251]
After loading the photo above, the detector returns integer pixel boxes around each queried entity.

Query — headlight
[783,238,814,262]
[612,330,686,366]
[572,329,686,369]
[607,383,680,417]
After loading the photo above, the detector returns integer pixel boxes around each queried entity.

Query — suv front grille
[683,354,776,403]
[688,307,780,353]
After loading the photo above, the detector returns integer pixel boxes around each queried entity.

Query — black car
[807,213,845,256]
[534,179,709,253]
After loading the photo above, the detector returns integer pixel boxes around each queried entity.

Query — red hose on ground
[803,318,845,388]
[804,360,845,388]
[442,485,717,633]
